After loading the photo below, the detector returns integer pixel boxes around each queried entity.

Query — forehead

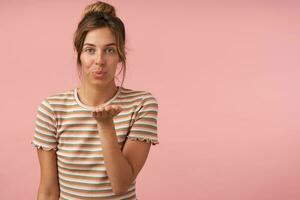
[84,27,116,47]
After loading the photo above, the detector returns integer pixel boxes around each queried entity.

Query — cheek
[109,56,121,67]
[108,60,119,72]
[80,55,93,71]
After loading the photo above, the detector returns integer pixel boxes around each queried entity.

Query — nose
[95,51,105,65]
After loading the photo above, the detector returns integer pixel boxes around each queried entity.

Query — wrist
[96,117,114,127]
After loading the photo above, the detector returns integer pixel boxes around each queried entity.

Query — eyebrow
[83,43,116,47]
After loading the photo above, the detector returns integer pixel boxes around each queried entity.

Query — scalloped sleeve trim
[127,136,159,145]
[31,141,58,151]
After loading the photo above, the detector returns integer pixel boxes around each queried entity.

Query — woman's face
[80,27,120,87]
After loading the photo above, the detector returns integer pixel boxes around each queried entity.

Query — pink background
[0,0,299,199]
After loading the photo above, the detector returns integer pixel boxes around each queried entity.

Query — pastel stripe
[31,86,158,199]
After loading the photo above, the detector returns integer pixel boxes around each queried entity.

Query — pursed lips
[93,70,106,74]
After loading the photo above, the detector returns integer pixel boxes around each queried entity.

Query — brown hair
[73,1,126,87]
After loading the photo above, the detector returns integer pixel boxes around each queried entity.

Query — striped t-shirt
[31,86,159,200]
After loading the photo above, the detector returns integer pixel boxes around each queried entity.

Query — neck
[77,82,118,107]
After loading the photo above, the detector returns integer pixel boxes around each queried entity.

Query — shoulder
[37,89,75,111]
[119,87,158,106]
[45,89,74,102]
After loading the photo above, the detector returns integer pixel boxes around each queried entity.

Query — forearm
[97,119,134,194]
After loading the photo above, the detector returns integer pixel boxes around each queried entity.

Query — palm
[92,105,123,121]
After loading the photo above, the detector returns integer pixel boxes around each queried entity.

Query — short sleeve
[127,92,159,145]
[31,99,58,151]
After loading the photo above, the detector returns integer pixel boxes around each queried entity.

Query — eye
[84,48,95,54]
[105,48,116,54]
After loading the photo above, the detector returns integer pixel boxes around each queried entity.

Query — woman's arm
[97,119,151,195]
[36,149,60,200]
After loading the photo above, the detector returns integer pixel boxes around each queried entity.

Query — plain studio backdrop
[0,0,299,199]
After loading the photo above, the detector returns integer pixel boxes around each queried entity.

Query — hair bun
[82,1,116,18]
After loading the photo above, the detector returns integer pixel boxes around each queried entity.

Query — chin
[91,80,106,85]
[86,74,113,86]
[91,78,114,87]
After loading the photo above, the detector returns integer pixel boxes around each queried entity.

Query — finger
[110,105,119,115]
[115,105,122,114]
[112,105,119,110]
[118,106,123,112]
[102,106,109,116]
[97,108,102,116]
[108,105,115,114]
[104,105,112,112]
[91,109,97,117]
[109,108,116,116]
[102,106,110,118]
[107,105,116,116]
[99,106,104,112]
[113,107,120,116]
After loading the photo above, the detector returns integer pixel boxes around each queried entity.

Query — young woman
[31,1,159,199]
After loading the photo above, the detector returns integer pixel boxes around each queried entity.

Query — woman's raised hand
[91,105,123,122]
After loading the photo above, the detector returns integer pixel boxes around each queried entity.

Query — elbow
[111,182,132,195]
[111,165,136,195]
[112,185,129,195]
